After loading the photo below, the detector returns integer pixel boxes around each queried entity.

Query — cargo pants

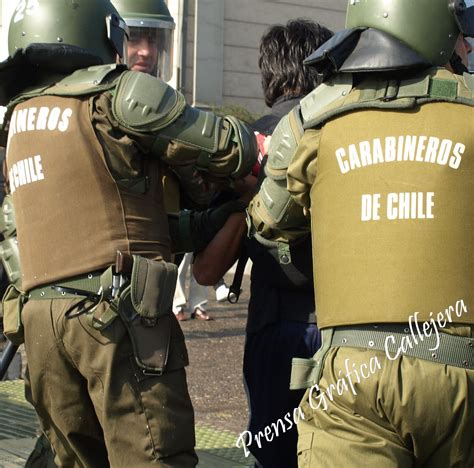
[22,297,198,467]
[296,325,474,467]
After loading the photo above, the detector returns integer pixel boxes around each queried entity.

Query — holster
[117,256,178,375]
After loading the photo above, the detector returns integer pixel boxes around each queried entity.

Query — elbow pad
[221,116,258,179]
[158,111,258,180]
[112,70,257,179]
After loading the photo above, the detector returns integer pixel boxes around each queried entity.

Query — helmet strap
[449,51,469,74]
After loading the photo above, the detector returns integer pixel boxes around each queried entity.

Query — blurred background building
[1,0,471,117]
[0,0,346,116]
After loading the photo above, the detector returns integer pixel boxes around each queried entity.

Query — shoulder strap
[228,243,248,304]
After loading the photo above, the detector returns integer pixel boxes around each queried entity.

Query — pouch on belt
[118,256,178,375]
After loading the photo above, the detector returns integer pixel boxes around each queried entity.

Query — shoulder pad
[46,64,123,96]
[266,107,304,180]
[112,71,186,132]
[300,73,353,126]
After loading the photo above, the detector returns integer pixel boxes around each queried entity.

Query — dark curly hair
[259,19,333,107]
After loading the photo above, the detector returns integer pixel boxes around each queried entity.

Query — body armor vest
[6,94,170,291]
[298,69,474,327]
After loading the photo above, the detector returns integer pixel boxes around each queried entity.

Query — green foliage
[211,104,260,124]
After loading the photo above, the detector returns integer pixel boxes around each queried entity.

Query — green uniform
[288,68,473,328]
[247,0,474,464]
[295,329,473,467]
[285,68,474,466]
[1,63,256,467]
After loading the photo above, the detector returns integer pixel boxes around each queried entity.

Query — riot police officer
[112,0,175,81]
[248,0,474,466]
[0,0,256,466]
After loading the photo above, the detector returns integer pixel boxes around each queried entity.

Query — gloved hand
[190,199,247,252]
[168,199,246,254]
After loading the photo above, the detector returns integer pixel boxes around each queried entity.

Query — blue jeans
[243,321,321,467]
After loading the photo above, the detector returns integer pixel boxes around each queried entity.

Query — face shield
[106,13,129,65]
[126,18,174,81]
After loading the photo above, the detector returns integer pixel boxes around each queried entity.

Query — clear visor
[126,21,174,82]
[106,14,129,64]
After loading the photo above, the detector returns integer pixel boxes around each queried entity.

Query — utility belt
[291,324,474,390]
[2,252,178,375]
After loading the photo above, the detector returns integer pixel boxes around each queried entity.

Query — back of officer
[249,0,473,465]
[0,0,256,466]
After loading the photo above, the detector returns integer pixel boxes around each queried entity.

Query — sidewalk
[0,378,253,467]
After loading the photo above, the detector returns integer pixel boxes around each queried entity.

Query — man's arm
[247,109,310,243]
[191,173,257,284]
[193,212,247,286]
[167,199,246,255]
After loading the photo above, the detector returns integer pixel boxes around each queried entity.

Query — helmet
[346,0,474,66]
[112,0,175,81]
[8,0,128,64]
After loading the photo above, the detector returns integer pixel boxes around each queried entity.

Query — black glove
[168,199,246,254]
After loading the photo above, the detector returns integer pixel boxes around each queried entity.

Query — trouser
[22,296,198,467]
[173,252,208,312]
[25,434,56,468]
[296,325,474,467]
[243,321,321,468]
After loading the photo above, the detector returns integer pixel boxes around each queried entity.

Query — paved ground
[0,273,255,467]
[182,274,251,434]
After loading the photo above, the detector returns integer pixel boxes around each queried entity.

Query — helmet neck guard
[0,44,103,105]
[304,28,431,80]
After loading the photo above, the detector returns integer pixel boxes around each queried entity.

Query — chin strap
[449,52,469,75]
